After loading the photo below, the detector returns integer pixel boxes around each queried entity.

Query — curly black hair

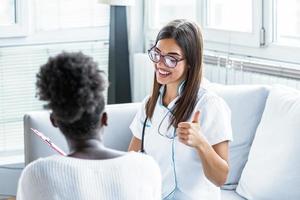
[36,52,107,139]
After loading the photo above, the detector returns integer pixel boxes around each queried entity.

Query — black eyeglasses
[148,47,185,68]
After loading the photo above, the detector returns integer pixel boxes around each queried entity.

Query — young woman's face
[154,38,187,86]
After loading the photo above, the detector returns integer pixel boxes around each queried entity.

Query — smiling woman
[129,19,233,200]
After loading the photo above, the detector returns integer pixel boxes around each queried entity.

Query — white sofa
[23,83,300,200]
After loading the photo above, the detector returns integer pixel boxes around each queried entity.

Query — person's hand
[177,111,207,148]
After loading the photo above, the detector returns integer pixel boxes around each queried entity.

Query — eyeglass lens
[148,49,178,68]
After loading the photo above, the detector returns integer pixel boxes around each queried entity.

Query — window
[143,0,300,93]
[147,0,197,30]
[0,41,109,163]
[145,0,198,49]
[0,0,28,37]
[276,0,300,47]
[0,0,110,163]
[145,0,300,63]
[35,0,110,31]
[202,0,262,47]
[0,0,16,26]
[205,0,252,32]
[145,0,263,47]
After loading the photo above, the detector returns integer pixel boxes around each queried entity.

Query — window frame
[0,0,111,164]
[0,27,109,48]
[0,0,110,47]
[0,0,29,38]
[144,0,300,65]
[200,0,263,47]
[205,0,300,64]
[144,0,201,51]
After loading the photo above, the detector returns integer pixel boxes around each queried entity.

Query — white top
[130,85,233,200]
[17,152,161,200]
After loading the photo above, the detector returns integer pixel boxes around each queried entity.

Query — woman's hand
[176,111,208,149]
[177,111,230,186]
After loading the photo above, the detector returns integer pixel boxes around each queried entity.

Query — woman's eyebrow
[155,47,181,56]
[167,52,181,56]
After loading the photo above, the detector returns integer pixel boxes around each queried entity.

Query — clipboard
[30,128,67,156]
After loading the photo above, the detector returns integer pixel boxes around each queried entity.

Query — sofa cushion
[102,103,140,151]
[206,83,269,188]
[236,85,300,199]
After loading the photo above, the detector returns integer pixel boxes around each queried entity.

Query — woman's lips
[157,68,171,77]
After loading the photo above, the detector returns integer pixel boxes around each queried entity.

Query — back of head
[36,52,107,139]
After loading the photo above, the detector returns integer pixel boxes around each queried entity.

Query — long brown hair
[146,19,203,127]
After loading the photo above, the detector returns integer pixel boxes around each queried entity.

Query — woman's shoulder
[195,85,231,116]
[197,86,224,105]
[126,152,161,181]
[23,156,63,172]
[19,156,61,183]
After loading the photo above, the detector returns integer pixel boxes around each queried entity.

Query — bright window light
[206,0,252,33]
[277,0,300,43]
[35,0,109,31]
[0,0,16,26]
[148,0,196,30]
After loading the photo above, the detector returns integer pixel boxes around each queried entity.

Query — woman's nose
[157,57,166,68]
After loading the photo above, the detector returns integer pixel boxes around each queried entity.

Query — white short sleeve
[198,95,233,146]
[129,96,150,140]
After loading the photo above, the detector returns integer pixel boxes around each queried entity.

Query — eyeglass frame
[147,46,185,68]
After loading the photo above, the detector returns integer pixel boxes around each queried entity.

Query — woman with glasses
[128,19,233,200]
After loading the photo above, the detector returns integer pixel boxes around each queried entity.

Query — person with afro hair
[17,52,161,200]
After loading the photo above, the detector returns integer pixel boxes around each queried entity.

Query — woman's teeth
[158,69,171,75]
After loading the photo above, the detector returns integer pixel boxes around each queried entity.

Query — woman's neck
[68,138,103,152]
[163,83,180,106]
[67,137,124,159]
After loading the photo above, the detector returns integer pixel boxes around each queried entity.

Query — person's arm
[128,136,142,152]
[177,111,229,187]
[196,140,229,187]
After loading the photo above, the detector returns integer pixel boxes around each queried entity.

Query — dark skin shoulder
[67,138,125,160]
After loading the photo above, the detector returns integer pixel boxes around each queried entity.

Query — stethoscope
[140,108,179,199]
[140,104,177,153]
[140,82,185,153]
[140,117,148,153]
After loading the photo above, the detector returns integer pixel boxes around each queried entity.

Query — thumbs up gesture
[177,111,207,148]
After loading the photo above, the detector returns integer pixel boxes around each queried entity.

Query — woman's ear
[50,113,58,128]
[101,112,108,127]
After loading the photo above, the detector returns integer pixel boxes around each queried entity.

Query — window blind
[0,41,109,158]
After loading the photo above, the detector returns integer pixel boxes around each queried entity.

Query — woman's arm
[196,140,229,187]
[128,136,142,152]
[177,111,229,187]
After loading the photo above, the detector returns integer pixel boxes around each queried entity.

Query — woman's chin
[156,76,169,85]
[156,72,171,84]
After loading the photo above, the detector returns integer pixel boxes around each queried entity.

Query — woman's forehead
[156,38,183,55]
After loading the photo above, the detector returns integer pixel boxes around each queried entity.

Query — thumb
[191,111,201,123]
